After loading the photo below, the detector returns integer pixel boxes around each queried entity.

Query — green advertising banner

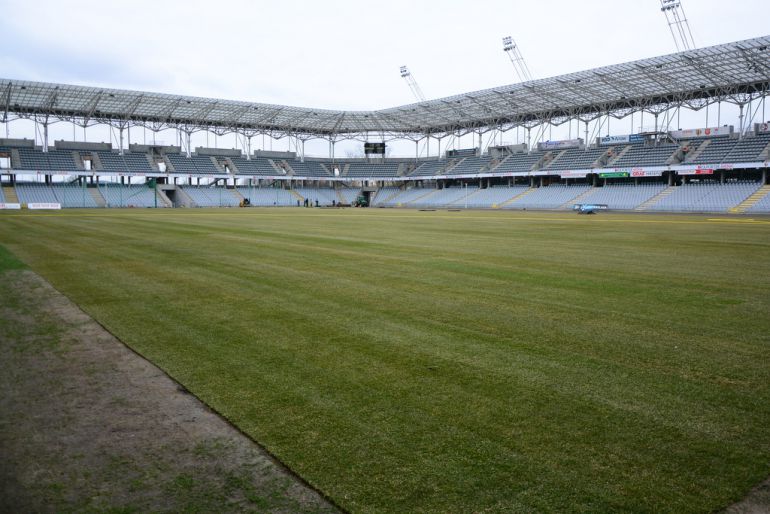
[599,172,630,178]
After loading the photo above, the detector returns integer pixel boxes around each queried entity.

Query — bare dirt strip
[0,269,339,513]
[723,478,770,514]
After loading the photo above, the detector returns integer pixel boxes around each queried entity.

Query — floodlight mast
[502,36,533,83]
[660,0,696,51]
[400,66,426,102]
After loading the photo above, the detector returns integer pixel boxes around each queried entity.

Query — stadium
[1,1,770,512]
[2,33,770,212]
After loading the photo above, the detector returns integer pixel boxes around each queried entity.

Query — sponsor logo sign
[537,139,582,151]
[27,202,62,210]
[678,167,714,176]
[0,203,21,210]
[670,126,731,139]
[630,169,664,177]
[600,134,644,145]
[600,135,629,145]
[573,203,608,211]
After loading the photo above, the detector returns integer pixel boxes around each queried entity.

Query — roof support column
[738,103,744,139]
[42,120,49,153]
[718,101,721,125]
[526,127,531,152]
[184,131,192,158]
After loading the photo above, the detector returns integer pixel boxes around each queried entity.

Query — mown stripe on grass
[0,209,768,513]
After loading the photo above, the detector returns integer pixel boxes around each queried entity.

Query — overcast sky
[2,0,769,156]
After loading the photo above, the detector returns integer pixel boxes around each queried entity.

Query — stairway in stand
[635,186,674,211]
[401,188,438,207]
[381,189,404,205]
[729,185,770,213]
[89,187,106,207]
[3,185,19,204]
[559,188,594,210]
[495,188,534,209]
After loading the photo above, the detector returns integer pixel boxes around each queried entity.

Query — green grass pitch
[1,208,769,513]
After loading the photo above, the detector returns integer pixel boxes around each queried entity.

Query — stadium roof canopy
[2,35,769,141]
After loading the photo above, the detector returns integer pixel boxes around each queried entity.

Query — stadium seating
[408,186,479,208]
[4,130,767,179]
[17,148,55,170]
[289,160,330,177]
[15,183,58,203]
[722,133,770,163]
[462,186,530,208]
[230,156,283,176]
[166,153,221,174]
[410,160,449,176]
[546,147,606,170]
[684,137,736,165]
[492,152,543,173]
[371,186,402,205]
[294,187,337,205]
[236,186,297,206]
[347,163,399,178]
[375,187,439,206]
[16,149,81,171]
[608,144,678,168]
[48,150,81,171]
[575,183,668,210]
[337,188,360,204]
[747,190,770,213]
[647,181,760,212]
[97,151,155,173]
[97,151,130,172]
[444,156,491,175]
[99,184,162,208]
[505,184,591,210]
[3,134,769,213]
[15,183,98,207]
[181,187,241,207]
